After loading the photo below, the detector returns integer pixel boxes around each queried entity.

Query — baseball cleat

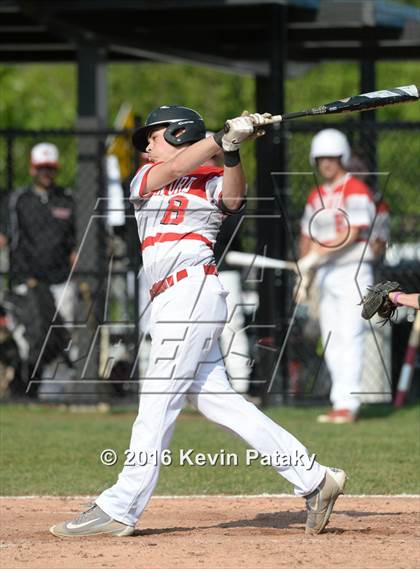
[305,467,347,535]
[317,409,357,424]
[50,504,135,537]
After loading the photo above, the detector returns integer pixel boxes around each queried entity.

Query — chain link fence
[0,129,142,403]
[272,120,420,404]
[0,121,419,404]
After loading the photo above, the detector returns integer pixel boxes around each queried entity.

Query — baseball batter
[299,129,376,423]
[50,107,346,538]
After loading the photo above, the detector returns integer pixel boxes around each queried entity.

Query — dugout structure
[0,0,419,404]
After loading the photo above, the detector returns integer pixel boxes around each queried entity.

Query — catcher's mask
[132,105,206,152]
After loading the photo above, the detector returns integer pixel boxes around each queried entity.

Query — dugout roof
[1,0,420,71]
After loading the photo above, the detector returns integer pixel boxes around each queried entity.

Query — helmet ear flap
[164,119,206,147]
[164,122,189,146]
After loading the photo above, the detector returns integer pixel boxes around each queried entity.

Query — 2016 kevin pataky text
[122,448,316,469]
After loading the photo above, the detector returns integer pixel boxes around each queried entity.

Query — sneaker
[50,504,135,537]
[317,409,357,424]
[305,467,347,535]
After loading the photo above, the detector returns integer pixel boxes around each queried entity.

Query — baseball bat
[394,311,420,408]
[225,85,418,130]
[225,251,297,272]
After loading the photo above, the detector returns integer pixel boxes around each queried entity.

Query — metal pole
[255,4,288,406]
[74,42,108,402]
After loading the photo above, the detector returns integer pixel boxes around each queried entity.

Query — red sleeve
[307,186,321,207]
[342,177,373,200]
[138,161,163,198]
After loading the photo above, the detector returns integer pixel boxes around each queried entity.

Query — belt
[149,264,218,301]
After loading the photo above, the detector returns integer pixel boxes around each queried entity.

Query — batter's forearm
[220,161,246,211]
[145,137,222,193]
[299,235,311,257]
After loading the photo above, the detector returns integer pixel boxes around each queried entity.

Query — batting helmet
[132,105,206,152]
[309,129,351,168]
[31,142,59,168]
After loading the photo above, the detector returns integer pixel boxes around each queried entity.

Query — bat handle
[262,114,283,124]
[224,113,283,132]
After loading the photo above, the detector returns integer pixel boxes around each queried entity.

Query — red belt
[149,264,218,301]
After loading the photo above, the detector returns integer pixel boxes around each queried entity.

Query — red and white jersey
[372,200,390,243]
[301,174,376,265]
[130,163,227,284]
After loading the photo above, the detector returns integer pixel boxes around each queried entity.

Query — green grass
[1,403,419,496]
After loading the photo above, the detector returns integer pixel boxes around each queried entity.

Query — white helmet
[31,142,59,168]
[309,129,351,168]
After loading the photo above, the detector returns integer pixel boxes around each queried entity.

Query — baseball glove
[360,280,402,324]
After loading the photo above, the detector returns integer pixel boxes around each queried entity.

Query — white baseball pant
[39,280,76,400]
[50,280,76,323]
[316,262,372,413]
[96,268,325,526]
[218,270,251,394]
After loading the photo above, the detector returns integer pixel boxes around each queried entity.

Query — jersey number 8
[161,196,188,225]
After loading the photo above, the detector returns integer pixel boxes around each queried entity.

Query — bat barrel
[224,85,419,130]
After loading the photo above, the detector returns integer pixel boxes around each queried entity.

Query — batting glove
[297,251,322,274]
[239,111,271,141]
[214,112,273,152]
[294,271,315,305]
[220,116,255,151]
[294,253,321,304]
[245,112,273,126]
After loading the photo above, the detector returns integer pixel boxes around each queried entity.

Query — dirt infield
[0,496,418,569]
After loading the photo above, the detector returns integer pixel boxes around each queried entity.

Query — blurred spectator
[298,129,376,423]
[347,152,390,262]
[135,152,153,380]
[2,143,77,399]
[0,189,9,283]
[0,304,21,398]
[0,191,8,249]
[214,210,251,394]
[346,152,392,405]
[206,139,251,394]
